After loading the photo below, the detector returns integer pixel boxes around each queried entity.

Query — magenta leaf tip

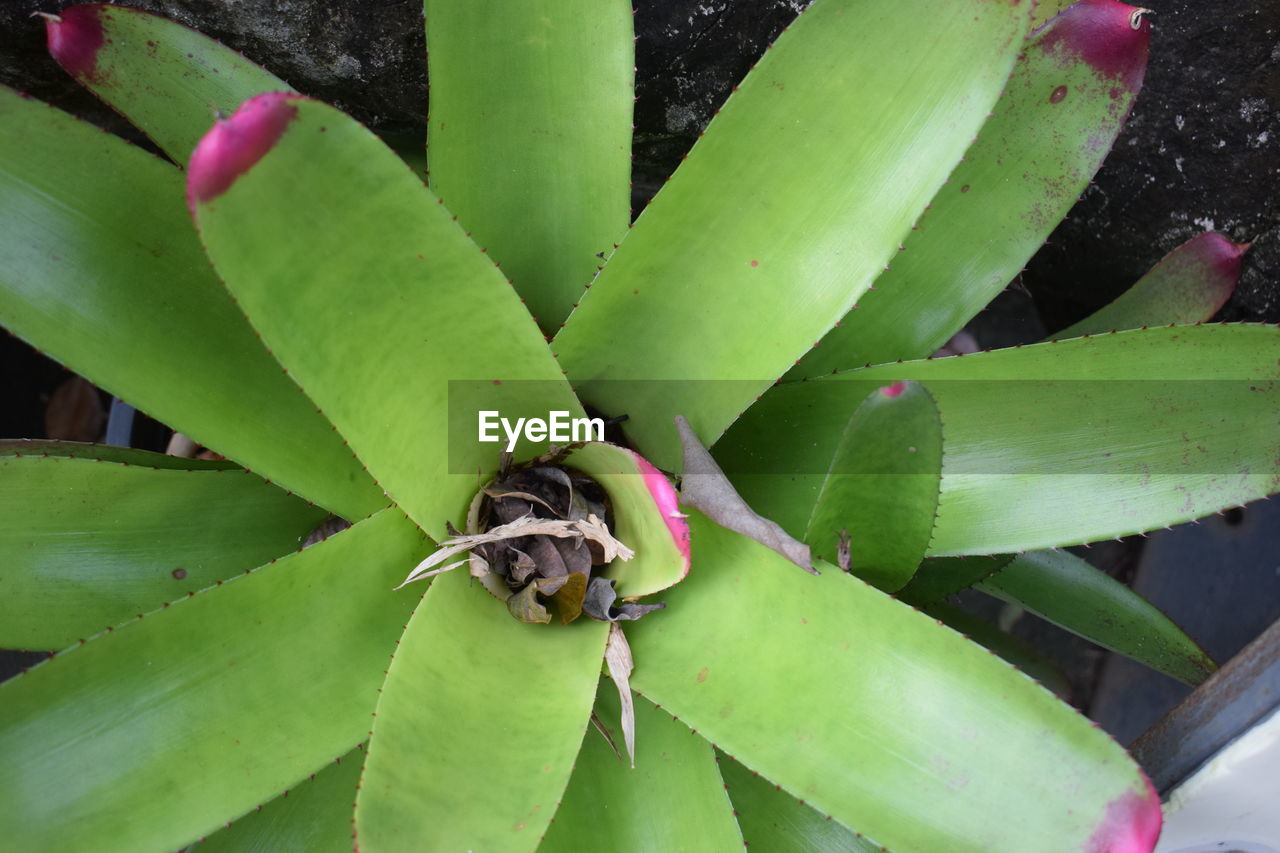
[1041,0,1151,92]
[45,4,106,83]
[630,451,692,567]
[1086,776,1162,853]
[186,92,301,211]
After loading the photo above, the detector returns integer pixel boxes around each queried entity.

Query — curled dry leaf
[674,415,816,574]
[302,516,353,549]
[396,513,634,589]
[582,577,666,623]
[604,622,637,769]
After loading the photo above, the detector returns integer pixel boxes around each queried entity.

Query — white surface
[1155,706,1280,853]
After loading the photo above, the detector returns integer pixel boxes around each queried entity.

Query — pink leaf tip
[1041,0,1151,92]
[1194,230,1250,282]
[187,92,301,211]
[1086,776,1162,853]
[45,4,105,83]
[630,451,692,567]
[880,381,907,398]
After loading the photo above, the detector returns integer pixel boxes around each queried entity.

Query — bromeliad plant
[1,0,1277,850]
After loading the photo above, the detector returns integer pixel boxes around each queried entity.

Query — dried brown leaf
[548,572,588,624]
[604,622,636,768]
[674,415,817,574]
[396,513,633,589]
[589,711,623,761]
[506,583,552,624]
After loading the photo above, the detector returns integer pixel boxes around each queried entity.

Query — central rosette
[397,442,691,624]
[470,457,664,624]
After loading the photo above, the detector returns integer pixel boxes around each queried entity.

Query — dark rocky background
[1,0,1275,325]
[2,2,1277,706]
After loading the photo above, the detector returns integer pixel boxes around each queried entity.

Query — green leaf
[423,0,633,332]
[0,451,327,651]
[718,751,881,853]
[553,0,1032,469]
[0,508,427,853]
[0,86,384,520]
[0,438,237,470]
[724,324,1280,555]
[920,600,1073,700]
[539,690,744,852]
[979,550,1217,685]
[1032,0,1075,28]
[803,380,942,591]
[787,0,1150,378]
[896,554,1015,606]
[562,442,689,598]
[628,514,1161,851]
[196,746,365,853]
[717,379,944,591]
[354,568,607,852]
[1055,232,1246,338]
[788,0,1152,379]
[188,94,583,539]
[45,3,293,164]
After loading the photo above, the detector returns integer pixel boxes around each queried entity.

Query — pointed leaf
[424,0,632,331]
[353,568,608,853]
[188,94,582,539]
[0,508,427,853]
[724,325,1280,555]
[804,381,942,591]
[979,550,1217,685]
[789,0,1151,378]
[0,451,327,651]
[196,746,365,853]
[628,514,1161,851]
[561,442,690,598]
[46,3,293,164]
[539,691,744,852]
[553,0,1032,469]
[1055,232,1246,338]
[0,438,236,470]
[0,86,384,520]
[718,751,881,853]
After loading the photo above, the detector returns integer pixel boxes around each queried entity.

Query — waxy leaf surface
[0,450,327,651]
[354,568,607,853]
[1055,232,1245,338]
[789,0,1150,378]
[897,555,1016,606]
[981,550,1217,685]
[540,690,744,852]
[190,95,581,539]
[919,600,1073,700]
[197,746,365,853]
[0,509,427,853]
[803,380,942,591]
[718,751,881,853]
[424,0,632,332]
[0,87,384,520]
[554,0,1031,469]
[722,325,1280,555]
[627,514,1160,851]
[46,3,294,164]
